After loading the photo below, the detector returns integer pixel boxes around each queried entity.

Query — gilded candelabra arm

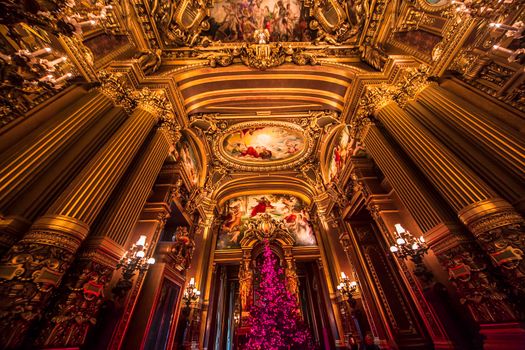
[182,277,201,311]
[389,224,434,285]
[337,272,358,308]
[112,235,155,298]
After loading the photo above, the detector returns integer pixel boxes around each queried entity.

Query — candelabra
[183,277,201,309]
[490,21,525,64]
[113,235,155,297]
[337,272,358,308]
[389,224,429,263]
[390,224,433,285]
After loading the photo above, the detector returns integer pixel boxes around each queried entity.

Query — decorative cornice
[198,43,327,71]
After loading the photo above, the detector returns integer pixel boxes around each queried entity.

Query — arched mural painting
[327,125,365,182]
[217,194,317,249]
[177,134,202,186]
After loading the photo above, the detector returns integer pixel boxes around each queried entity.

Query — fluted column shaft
[0,104,158,348]
[374,102,525,296]
[0,107,128,255]
[361,123,518,324]
[404,99,525,212]
[0,90,114,214]
[34,126,172,348]
[416,84,525,183]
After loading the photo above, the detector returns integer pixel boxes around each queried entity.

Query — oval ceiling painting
[222,125,305,164]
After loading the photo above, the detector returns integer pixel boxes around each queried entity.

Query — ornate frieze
[198,43,327,70]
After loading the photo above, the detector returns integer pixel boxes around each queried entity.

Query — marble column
[33,123,176,348]
[0,91,115,252]
[371,102,525,297]
[405,84,525,212]
[361,123,519,326]
[0,95,163,348]
[416,84,525,183]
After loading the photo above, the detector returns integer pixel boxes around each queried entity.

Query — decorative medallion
[215,121,313,171]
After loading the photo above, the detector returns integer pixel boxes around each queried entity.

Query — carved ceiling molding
[342,55,419,123]
[354,64,432,117]
[196,43,327,70]
[212,175,316,208]
[97,69,177,124]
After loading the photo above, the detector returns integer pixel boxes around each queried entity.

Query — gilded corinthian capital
[132,87,175,122]
[355,83,396,120]
[97,70,136,112]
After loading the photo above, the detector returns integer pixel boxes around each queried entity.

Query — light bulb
[337,284,342,290]
[196,290,201,296]
[394,224,405,235]
[396,238,406,245]
[147,257,156,264]
[419,236,425,243]
[350,281,357,288]
[136,250,145,258]
[189,277,195,286]
[412,243,419,250]
[136,235,147,247]
[341,272,347,279]
[390,246,398,253]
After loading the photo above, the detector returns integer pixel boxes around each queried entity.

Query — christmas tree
[245,242,313,350]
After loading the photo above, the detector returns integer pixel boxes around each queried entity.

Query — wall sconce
[182,277,201,309]
[337,272,358,308]
[113,235,155,297]
[389,224,428,264]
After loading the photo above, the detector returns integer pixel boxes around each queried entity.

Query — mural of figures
[216,194,317,248]
[327,126,366,182]
[223,126,305,163]
[177,138,200,185]
[207,0,314,42]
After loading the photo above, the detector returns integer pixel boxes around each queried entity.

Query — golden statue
[239,260,253,311]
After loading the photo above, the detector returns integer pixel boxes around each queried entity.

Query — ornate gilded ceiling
[6,0,523,216]
[172,65,354,114]
[139,0,377,49]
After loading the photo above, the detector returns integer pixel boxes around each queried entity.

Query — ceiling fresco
[326,125,366,183]
[207,0,314,42]
[210,120,317,171]
[144,0,378,49]
[177,134,202,185]
[222,126,305,162]
[217,193,317,249]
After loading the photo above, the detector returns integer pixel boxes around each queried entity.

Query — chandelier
[389,224,429,264]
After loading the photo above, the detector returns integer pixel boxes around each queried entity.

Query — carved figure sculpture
[239,260,253,311]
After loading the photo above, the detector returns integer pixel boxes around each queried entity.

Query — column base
[480,322,525,350]
[0,215,31,252]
